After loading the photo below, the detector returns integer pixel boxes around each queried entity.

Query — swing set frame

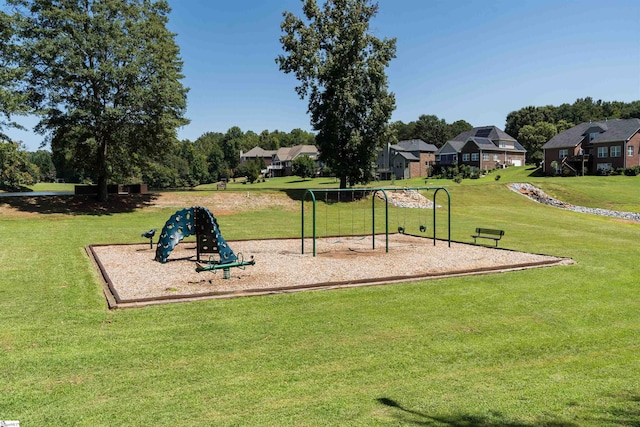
[301,187,451,256]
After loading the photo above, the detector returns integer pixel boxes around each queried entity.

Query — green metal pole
[372,190,375,250]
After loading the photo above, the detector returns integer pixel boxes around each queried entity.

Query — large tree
[277,0,396,188]
[10,0,188,201]
[0,9,29,140]
[0,140,38,190]
[517,121,557,165]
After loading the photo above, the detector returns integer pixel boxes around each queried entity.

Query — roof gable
[437,140,465,154]
[392,151,419,161]
[274,144,318,162]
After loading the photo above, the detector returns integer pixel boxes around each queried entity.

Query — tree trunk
[339,175,347,189]
[96,138,109,202]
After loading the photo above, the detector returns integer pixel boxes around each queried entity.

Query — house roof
[451,126,517,143]
[467,137,495,147]
[242,147,277,158]
[542,118,640,149]
[591,118,640,143]
[392,151,419,161]
[463,136,526,152]
[274,144,318,162]
[436,140,465,155]
[393,139,438,153]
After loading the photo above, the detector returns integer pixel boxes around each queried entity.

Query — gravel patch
[380,189,439,209]
[509,183,640,222]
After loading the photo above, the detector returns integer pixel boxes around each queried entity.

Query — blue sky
[9,0,640,151]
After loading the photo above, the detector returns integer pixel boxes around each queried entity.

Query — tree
[234,160,260,183]
[447,120,473,140]
[0,10,29,140]
[0,140,38,190]
[277,0,396,188]
[28,149,56,182]
[291,154,316,179]
[517,121,557,165]
[414,114,449,147]
[10,0,189,201]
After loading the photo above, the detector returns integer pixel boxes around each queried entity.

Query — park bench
[216,181,227,190]
[472,228,504,247]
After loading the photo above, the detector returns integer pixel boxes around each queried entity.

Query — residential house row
[239,125,529,180]
[377,126,527,180]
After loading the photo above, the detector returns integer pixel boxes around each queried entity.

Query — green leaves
[8,0,189,200]
[277,0,396,188]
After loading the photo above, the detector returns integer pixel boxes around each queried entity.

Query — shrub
[624,167,640,176]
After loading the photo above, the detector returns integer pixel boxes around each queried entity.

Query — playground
[90,234,571,308]
[85,187,576,308]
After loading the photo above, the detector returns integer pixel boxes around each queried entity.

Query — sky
[8,0,640,151]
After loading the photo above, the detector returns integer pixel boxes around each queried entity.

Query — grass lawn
[1,169,639,425]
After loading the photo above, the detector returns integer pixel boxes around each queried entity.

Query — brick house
[377,139,437,180]
[541,118,640,175]
[437,126,526,171]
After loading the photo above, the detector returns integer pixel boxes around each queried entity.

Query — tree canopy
[9,0,189,200]
[391,116,472,147]
[0,140,38,190]
[517,121,559,165]
[505,98,640,139]
[277,0,396,188]
[291,154,316,179]
[0,9,29,140]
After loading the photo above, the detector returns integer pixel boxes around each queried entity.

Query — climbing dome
[154,206,237,264]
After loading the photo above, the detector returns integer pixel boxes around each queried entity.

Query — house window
[462,153,470,161]
[597,146,608,158]
[559,149,568,159]
[589,132,600,141]
[610,146,621,157]
[597,163,612,172]
[471,153,479,161]
[493,154,499,161]
[628,146,634,157]
[482,153,489,161]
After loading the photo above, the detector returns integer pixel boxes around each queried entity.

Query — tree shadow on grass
[286,178,313,183]
[584,392,640,426]
[0,193,159,216]
[376,397,578,427]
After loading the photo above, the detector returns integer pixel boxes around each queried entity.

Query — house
[376,139,437,180]
[437,126,526,171]
[435,140,465,167]
[541,118,640,175]
[240,147,277,167]
[268,144,319,177]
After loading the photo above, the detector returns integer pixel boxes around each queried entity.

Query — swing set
[301,187,450,256]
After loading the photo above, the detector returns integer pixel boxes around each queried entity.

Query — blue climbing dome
[154,206,238,264]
